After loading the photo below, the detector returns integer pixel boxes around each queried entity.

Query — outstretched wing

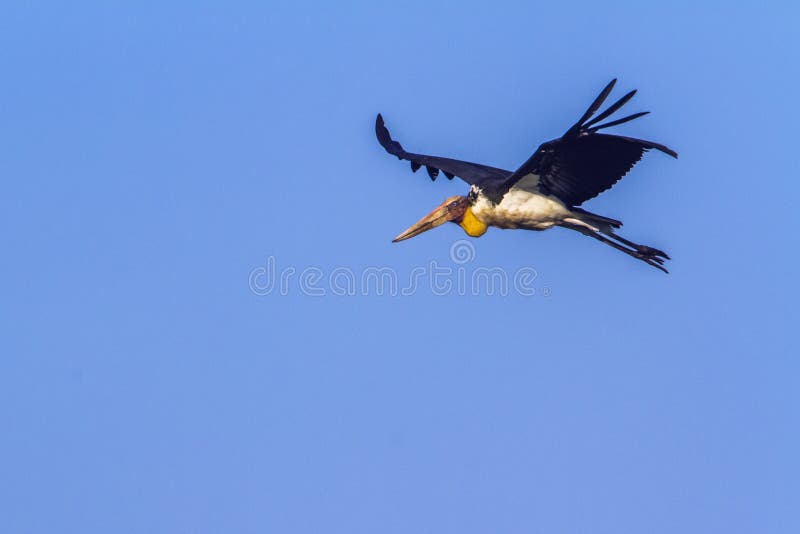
[375,114,511,188]
[500,79,678,206]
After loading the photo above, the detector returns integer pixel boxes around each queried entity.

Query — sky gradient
[1,2,798,533]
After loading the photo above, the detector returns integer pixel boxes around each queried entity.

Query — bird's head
[392,195,488,242]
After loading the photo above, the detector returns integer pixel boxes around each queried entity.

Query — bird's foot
[634,245,670,263]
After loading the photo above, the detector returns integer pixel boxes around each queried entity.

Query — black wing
[499,79,677,207]
[375,114,511,188]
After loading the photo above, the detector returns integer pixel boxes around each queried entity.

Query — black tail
[570,207,622,230]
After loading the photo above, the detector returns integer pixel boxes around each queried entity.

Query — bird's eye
[450,201,459,209]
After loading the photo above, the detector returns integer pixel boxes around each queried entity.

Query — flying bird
[376,79,677,272]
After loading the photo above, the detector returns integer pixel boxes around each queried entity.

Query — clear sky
[1,2,798,533]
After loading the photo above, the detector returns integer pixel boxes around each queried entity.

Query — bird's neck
[459,207,488,237]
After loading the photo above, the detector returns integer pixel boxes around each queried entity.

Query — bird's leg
[608,233,670,261]
[588,231,669,273]
[563,223,669,273]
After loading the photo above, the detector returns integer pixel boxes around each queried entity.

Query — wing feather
[375,114,511,187]
[500,81,677,206]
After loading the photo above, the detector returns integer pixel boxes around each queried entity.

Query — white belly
[472,189,572,230]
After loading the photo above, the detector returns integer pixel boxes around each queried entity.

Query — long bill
[392,203,455,242]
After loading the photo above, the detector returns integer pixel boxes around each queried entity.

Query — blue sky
[1,2,798,533]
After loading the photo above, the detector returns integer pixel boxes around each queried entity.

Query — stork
[376,79,677,272]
